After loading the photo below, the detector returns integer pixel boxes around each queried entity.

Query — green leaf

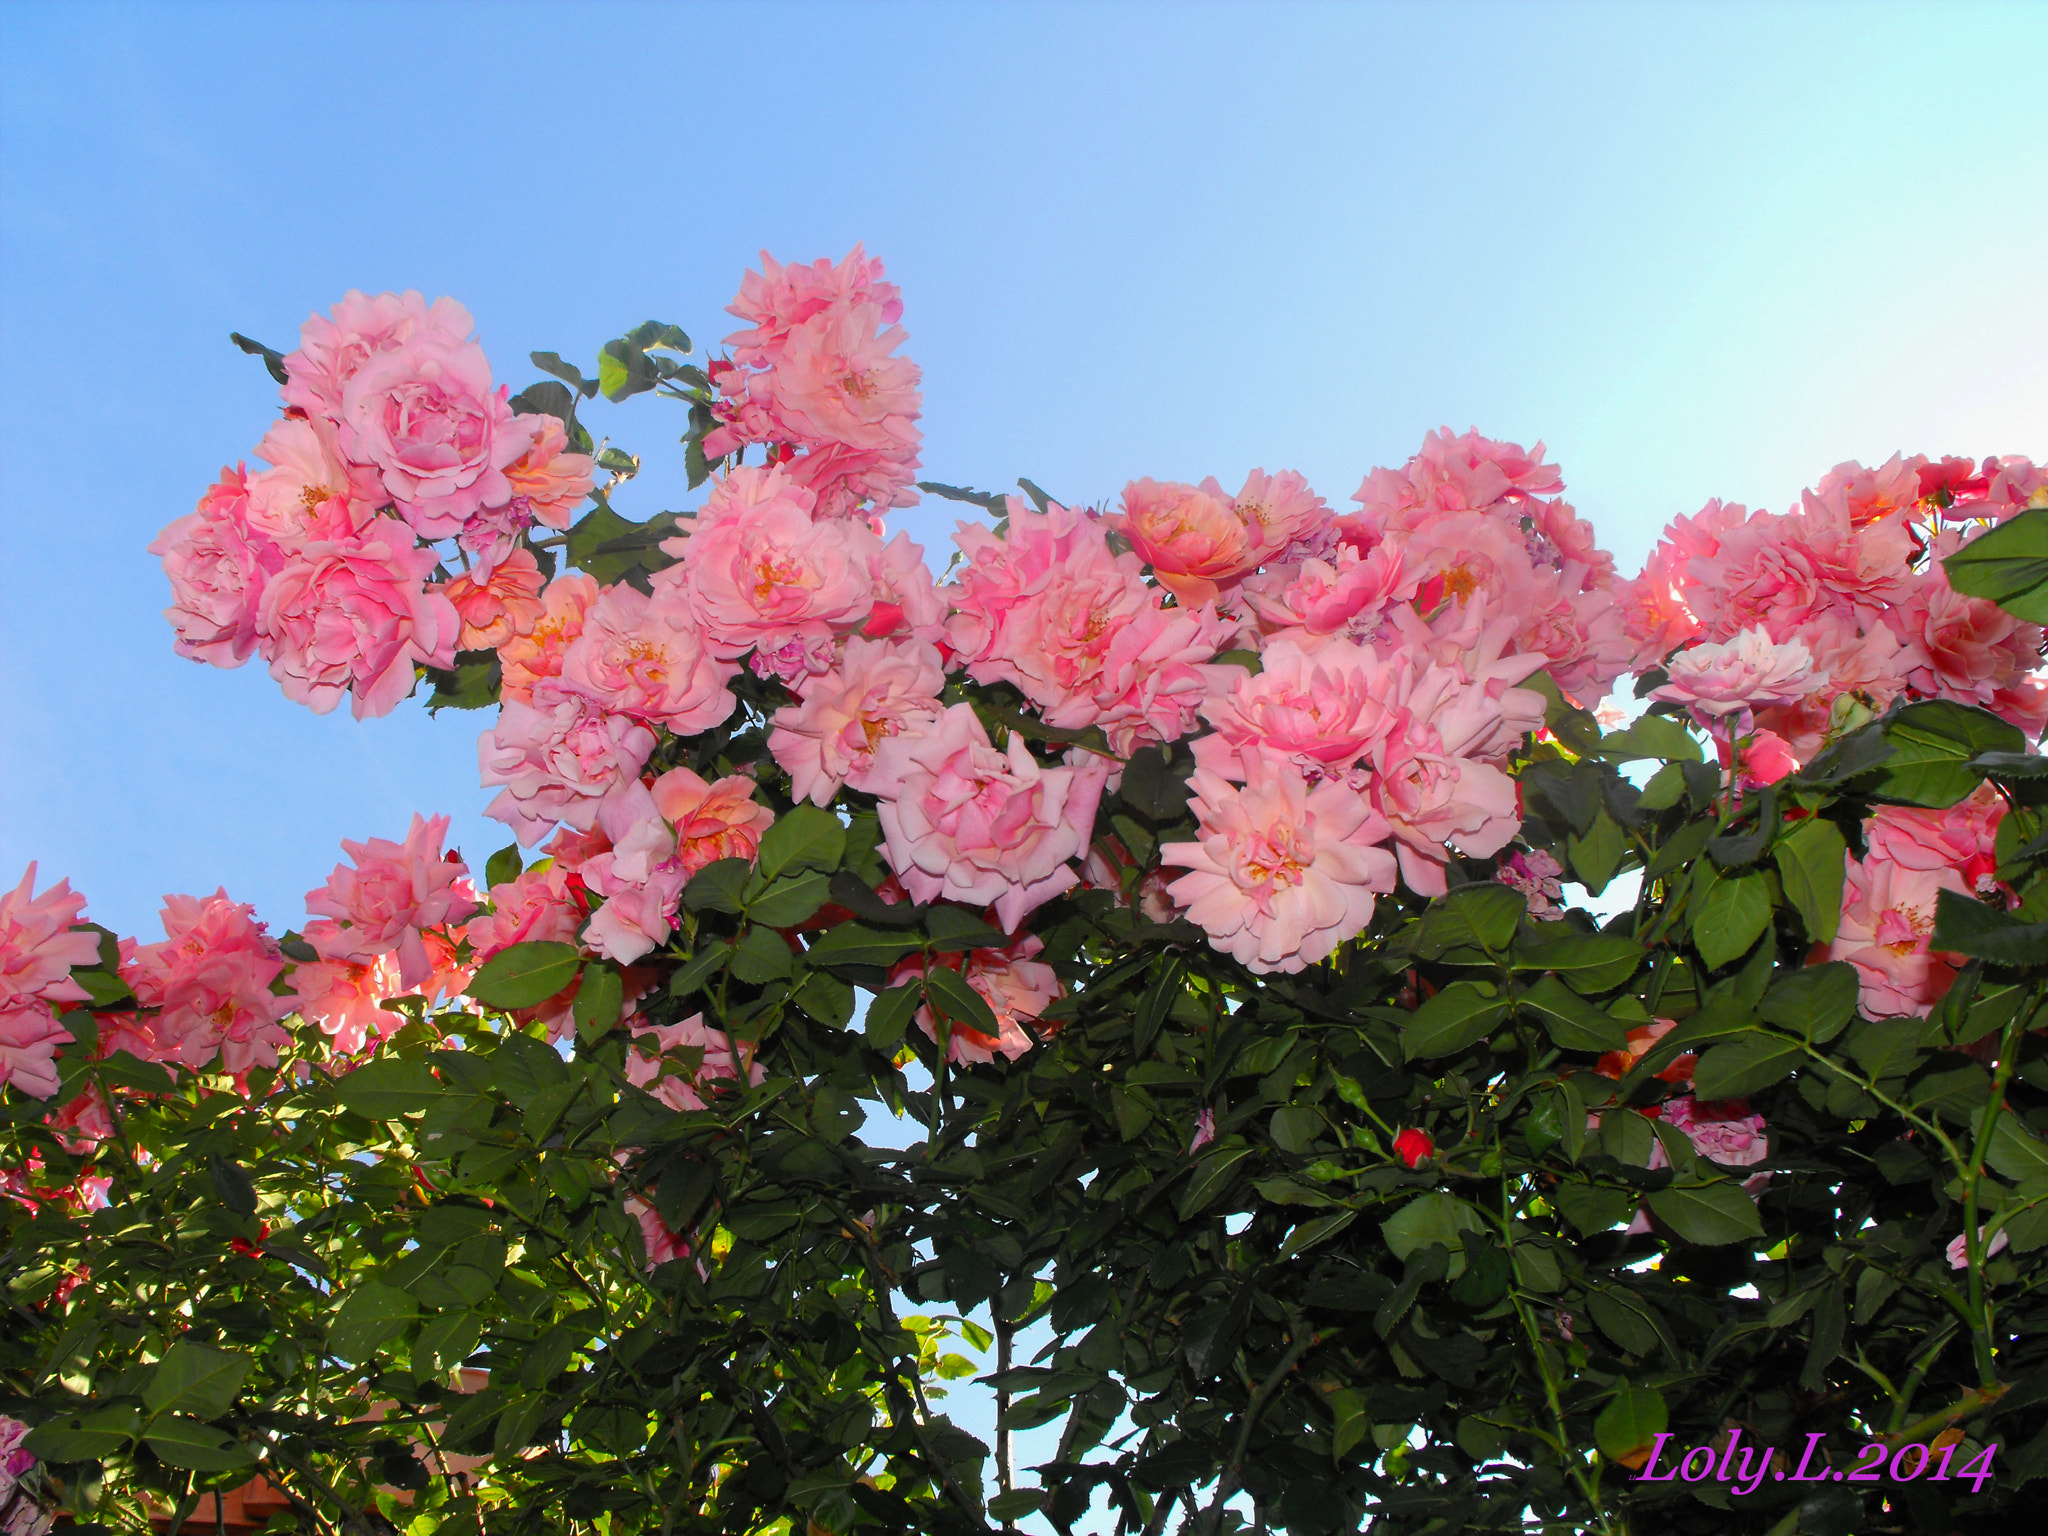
[1567,810,1628,894]
[1758,962,1859,1043]
[754,803,845,882]
[228,331,289,384]
[1646,1181,1766,1245]
[1177,1145,1256,1219]
[1986,1115,2048,1182]
[745,871,833,927]
[1773,816,1847,943]
[923,903,1005,952]
[1870,699,2024,808]
[1514,932,1646,994]
[144,1342,251,1421]
[143,1416,256,1471]
[328,1280,419,1363]
[1599,1107,1658,1168]
[1413,883,1525,959]
[421,649,502,712]
[208,1154,257,1215]
[1401,981,1510,1060]
[923,965,1000,1040]
[1517,975,1627,1053]
[1552,1181,1635,1235]
[416,1311,484,1379]
[467,940,582,1010]
[1931,887,2048,966]
[863,984,922,1051]
[806,923,925,969]
[1942,507,2048,621]
[1594,1385,1668,1462]
[484,843,523,890]
[1692,1032,1802,1100]
[335,1057,442,1119]
[1278,1209,1358,1259]
[668,940,731,999]
[916,479,1009,513]
[1603,714,1702,763]
[24,1404,140,1461]
[530,350,599,398]
[572,961,624,1039]
[1381,1191,1484,1260]
[1693,868,1771,969]
[682,857,752,915]
[732,925,795,985]
[1268,1104,1323,1153]
[793,970,855,1028]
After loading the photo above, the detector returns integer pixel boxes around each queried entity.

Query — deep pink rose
[150,467,285,669]
[869,704,1111,931]
[120,890,291,1075]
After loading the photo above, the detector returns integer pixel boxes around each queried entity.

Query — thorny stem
[995,1306,1015,1529]
[1189,1318,1315,1535]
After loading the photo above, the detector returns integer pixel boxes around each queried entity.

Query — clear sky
[3,0,2045,940]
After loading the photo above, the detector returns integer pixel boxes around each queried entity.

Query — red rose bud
[1393,1128,1434,1168]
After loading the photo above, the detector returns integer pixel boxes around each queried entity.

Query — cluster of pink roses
[152,291,594,719]
[702,245,924,520]
[1624,453,2048,761]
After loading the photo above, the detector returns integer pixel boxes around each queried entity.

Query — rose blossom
[1196,638,1400,780]
[121,890,292,1075]
[1864,786,2004,891]
[464,863,582,963]
[889,935,1063,1066]
[579,768,774,964]
[1659,1096,1768,1167]
[1392,1128,1435,1168]
[1,865,99,1012]
[1242,542,1411,649]
[337,326,523,537]
[624,1012,766,1113]
[759,296,922,456]
[1947,1226,2012,1270]
[480,682,657,845]
[254,514,460,719]
[557,580,739,733]
[150,467,284,669]
[868,703,1112,931]
[1594,1018,1694,1084]
[282,289,476,422]
[0,1006,73,1101]
[652,766,776,875]
[498,412,595,530]
[1830,856,1957,1018]
[243,414,380,543]
[667,465,879,661]
[1115,477,1254,606]
[436,546,548,650]
[723,245,903,368]
[1650,628,1828,719]
[1350,427,1563,538]
[499,573,600,704]
[770,637,947,805]
[1160,760,1399,973]
[304,814,478,992]
[1495,848,1565,918]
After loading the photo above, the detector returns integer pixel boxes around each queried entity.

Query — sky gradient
[3,0,2045,939]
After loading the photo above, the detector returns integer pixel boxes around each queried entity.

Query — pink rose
[243,414,381,543]
[121,890,292,1075]
[1115,477,1253,606]
[889,934,1063,1066]
[1370,724,1523,898]
[862,531,949,643]
[1242,542,1410,649]
[500,573,600,705]
[0,1005,73,1100]
[465,863,582,964]
[770,637,948,805]
[435,546,547,651]
[557,580,739,733]
[304,814,478,992]
[283,289,476,423]
[1864,787,2004,890]
[868,704,1111,932]
[1830,857,1956,1017]
[255,514,459,719]
[1161,760,1398,973]
[1947,1226,2012,1270]
[651,766,775,875]
[669,466,879,660]
[1196,638,1401,780]
[1496,848,1565,918]
[1350,427,1563,539]
[499,412,595,530]
[335,322,523,538]
[1658,1096,1768,1167]
[1651,628,1828,719]
[760,296,922,456]
[1,864,100,1012]
[150,467,285,669]
[723,245,903,368]
[782,438,921,518]
[480,683,657,845]
[1230,468,1331,560]
[624,1012,765,1114]
[291,955,406,1057]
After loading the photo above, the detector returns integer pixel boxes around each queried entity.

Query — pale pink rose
[0,865,99,1012]
[1682,497,1909,643]
[150,467,285,669]
[498,412,595,530]
[623,1012,764,1113]
[580,852,689,965]
[283,289,476,423]
[1196,638,1401,780]
[303,815,477,992]
[669,466,880,660]
[722,245,903,369]
[1947,1226,2012,1270]
[1658,1096,1769,1167]
[435,546,547,651]
[43,1085,116,1154]
[1864,787,2005,894]
[1651,628,1827,719]
[0,1005,72,1099]
[337,328,522,537]
[499,573,600,705]
[479,683,657,845]
[290,954,409,1055]
[464,863,582,963]
[1831,857,1958,1017]
[121,890,291,1075]
[1115,477,1254,606]
[650,767,775,876]
[868,704,1111,931]
[1495,848,1565,918]
[760,296,922,456]
[255,513,459,719]
[1894,539,2043,711]
[862,531,949,643]
[1242,542,1410,649]
[1073,602,1239,755]
[1230,468,1331,559]
[1349,427,1562,538]
[557,580,739,733]
[1161,760,1398,973]
[770,637,947,805]
[747,633,839,685]
[889,934,1063,1066]
[243,414,381,542]
[1371,724,1524,898]
[782,439,922,518]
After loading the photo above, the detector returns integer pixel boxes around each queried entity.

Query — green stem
[1957,987,2040,1385]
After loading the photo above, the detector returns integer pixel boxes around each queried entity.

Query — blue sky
[3,0,2045,940]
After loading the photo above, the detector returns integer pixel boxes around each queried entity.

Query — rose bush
[4,252,2048,1536]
